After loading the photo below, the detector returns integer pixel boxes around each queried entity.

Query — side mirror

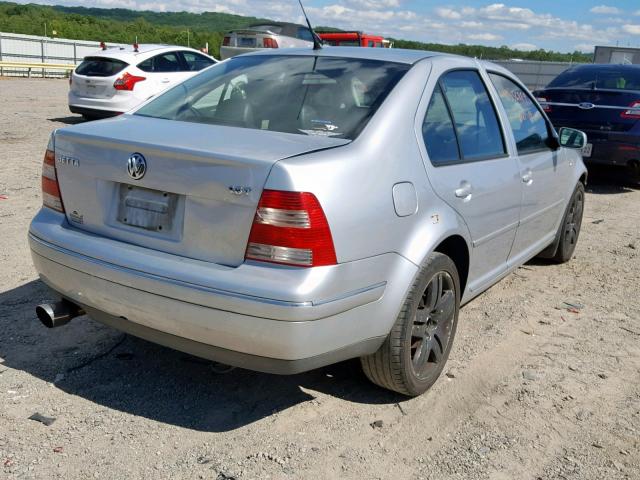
[558,127,587,150]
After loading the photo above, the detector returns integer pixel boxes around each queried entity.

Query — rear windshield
[75,57,128,77]
[548,67,640,90]
[250,25,283,34]
[135,55,410,140]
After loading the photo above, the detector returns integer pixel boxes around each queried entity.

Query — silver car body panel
[30,48,587,372]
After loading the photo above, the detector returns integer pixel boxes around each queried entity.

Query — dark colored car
[534,64,640,181]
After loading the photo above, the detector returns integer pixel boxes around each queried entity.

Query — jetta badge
[127,153,147,180]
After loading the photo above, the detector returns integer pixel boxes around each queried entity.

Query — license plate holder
[581,143,593,158]
[117,184,177,232]
[239,37,257,47]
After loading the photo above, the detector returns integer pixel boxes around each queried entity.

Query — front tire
[537,182,585,263]
[361,252,460,396]
[553,182,585,263]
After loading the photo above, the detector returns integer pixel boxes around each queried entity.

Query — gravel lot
[1,78,639,480]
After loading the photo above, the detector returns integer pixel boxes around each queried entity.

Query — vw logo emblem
[127,153,147,180]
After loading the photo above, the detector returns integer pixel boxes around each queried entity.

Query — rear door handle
[161,78,171,83]
[522,169,533,184]
[454,181,473,201]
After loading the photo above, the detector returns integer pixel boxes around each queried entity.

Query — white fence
[492,60,582,91]
[0,32,127,77]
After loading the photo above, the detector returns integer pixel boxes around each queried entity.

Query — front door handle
[522,169,533,184]
[454,181,473,201]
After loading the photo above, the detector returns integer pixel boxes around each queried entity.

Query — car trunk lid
[53,115,349,267]
[537,88,640,132]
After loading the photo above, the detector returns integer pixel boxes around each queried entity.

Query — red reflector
[223,36,231,46]
[536,97,551,113]
[246,190,337,267]
[621,100,640,119]
[42,176,61,198]
[42,149,65,213]
[114,72,146,91]
[263,37,279,48]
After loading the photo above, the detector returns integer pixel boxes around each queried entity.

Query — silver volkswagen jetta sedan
[30,48,587,396]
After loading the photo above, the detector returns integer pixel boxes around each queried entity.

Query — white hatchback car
[69,44,217,119]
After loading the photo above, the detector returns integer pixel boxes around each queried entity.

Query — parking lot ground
[1,78,639,479]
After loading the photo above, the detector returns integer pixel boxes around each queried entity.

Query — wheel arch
[433,235,470,298]
[579,172,587,186]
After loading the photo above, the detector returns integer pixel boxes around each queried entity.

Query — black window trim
[486,70,559,157]
[425,67,510,168]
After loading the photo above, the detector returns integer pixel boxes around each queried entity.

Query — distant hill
[51,5,271,32]
[0,1,592,62]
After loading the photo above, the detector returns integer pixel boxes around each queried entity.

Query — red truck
[318,32,392,48]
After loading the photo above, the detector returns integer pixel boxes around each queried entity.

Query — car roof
[562,63,640,73]
[242,46,444,64]
[238,46,513,72]
[86,44,203,61]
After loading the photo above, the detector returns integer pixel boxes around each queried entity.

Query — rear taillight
[263,37,279,48]
[621,101,640,119]
[42,147,65,213]
[245,190,337,267]
[113,72,146,91]
[222,36,231,46]
[536,97,551,113]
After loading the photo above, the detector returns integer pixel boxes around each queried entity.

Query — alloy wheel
[410,271,456,379]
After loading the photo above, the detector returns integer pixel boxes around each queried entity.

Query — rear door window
[75,57,128,77]
[138,52,183,73]
[489,73,551,154]
[422,84,460,165]
[180,52,215,71]
[439,70,506,160]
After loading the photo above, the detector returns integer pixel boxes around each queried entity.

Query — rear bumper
[575,129,639,167]
[68,90,141,117]
[29,208,417,372]
[69,106,121,119]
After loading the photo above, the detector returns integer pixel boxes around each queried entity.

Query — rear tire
[361,252,460,397]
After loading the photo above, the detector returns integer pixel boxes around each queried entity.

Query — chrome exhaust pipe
[36,299,85,328]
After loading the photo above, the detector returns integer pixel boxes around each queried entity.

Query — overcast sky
[13,0,640,53]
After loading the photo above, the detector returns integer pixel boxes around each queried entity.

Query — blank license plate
[239,37,257,47]
[117,184,177,232]
[581,143,593,158]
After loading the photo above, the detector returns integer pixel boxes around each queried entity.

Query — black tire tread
[537,181,585,261]
[552,182,585,264]
[361,252,459,396]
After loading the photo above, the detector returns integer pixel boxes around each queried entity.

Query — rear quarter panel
[265,59,472,268]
